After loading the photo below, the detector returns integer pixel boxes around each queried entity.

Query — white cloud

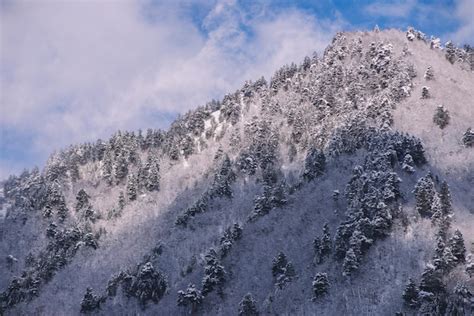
[0,0,342,175]
[365,0,416,18]
[450,0,474,45]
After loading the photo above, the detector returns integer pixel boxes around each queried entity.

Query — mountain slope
[1,27,473,316]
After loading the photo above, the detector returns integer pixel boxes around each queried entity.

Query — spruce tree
[238,293,259,316]
[80,287,101,313]
[303,148,326,181]
[424,66,434,80]
[414,174,436,217]
[421,86,430,99]
[420,265,445,294]
[433,105,450,129]
[462,128,474,147]
[402,278,419,308]
[177,284,203,313]
[449,230,466,263]
[342,248,359,277]
[445,41,456,64]
[202,249,226,296]
[75,189,90,212]
[312,273,330,299]
[127,174,138,201]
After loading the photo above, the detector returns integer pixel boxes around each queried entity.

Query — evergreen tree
[313,237,323,264]
[402,154,415,173]
[102,152,114,185]
[129,262,167,306]
[312,273,330,299]
[402,278,419,308]
[420,265,445,294]
[146,157,160,192]
[202,249,226,296]
[271,252,295,288]
[118,191,126,211]
[449,230,466,263]
[75,189,90,212]
[342,248,359,277]
[238,293,259,316]
[462,128,474,147]
[177,284,203,313]
[433,105,450,129]
[126,174,138,201]
[439,181,453,217]
[424,66,434,80]
[114,153,128,183]
[80,287,101,313]
[421,86,430,99]
[414,174,436,217]
[445,41,456,64]
[321,223,332,257]
[303,148,326,181]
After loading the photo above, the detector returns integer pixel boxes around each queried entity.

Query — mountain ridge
[1,27,473,315]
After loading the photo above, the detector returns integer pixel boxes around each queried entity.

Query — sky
[0,0,473,179]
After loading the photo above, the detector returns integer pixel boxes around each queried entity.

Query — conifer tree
[421,86,430,99]
[312,273,330,299]
[403,278,419,308]
[202,249,226,296]
[177,284,203,313]
[462,128,474,147]
[433,105,450,129]
[342,248,359,277]
[127,174,138,201]
[424,66,434,80]
[450,230,466,263]
[303,148,326,181]
[414,174,436,217]
[80,287,101,313]
[238,293,259,316]
[420,265,445,294]
[75,189,90,212]
[445,41,456,64]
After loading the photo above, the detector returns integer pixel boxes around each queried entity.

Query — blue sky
[0,0,473,178]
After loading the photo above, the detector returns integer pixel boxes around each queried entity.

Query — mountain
[1,27,473,316]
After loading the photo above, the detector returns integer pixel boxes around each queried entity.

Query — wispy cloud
[0,0,342,177]
[365,0,416,18]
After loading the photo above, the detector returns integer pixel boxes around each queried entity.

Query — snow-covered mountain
[1,27,473,316]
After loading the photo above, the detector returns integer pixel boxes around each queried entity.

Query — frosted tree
[402,278,419,308]
[445,41,456,64]
[419,265,445,294]
[114,153,128,183]
[75,189,90,213]
[414,174,436,217]
[312,273,330,299]
[177,284,203,314]
[421,86,430,99]
[80,287,102,313]
[202,249,226,296]
[462,128,474,147]
[433,105,450,129]
[449,230,466,263]
[238,293,259,316]
[302,148,326,181]
[424,66,434,80]
[145,156,160,192]
[272,252,295,288]
[128,262,167,306]
[402,154,415,173]
[342,248,359,277]
[127,175,138,201]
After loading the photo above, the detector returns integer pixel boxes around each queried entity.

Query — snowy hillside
[1,27,473,316]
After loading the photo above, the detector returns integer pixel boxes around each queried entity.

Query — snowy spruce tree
[414,174,436,217]
[238,293,259,316]
[402,278,419,308]
[177,284,203,314]
[433,105,450,129]
[312,273,330,299]
[202,249,226,296]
